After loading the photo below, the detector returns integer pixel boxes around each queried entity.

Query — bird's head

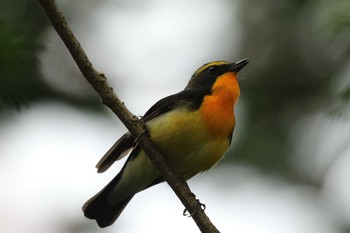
[185,59,249,92]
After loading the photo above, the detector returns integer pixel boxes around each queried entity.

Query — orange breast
[199,72,240,138]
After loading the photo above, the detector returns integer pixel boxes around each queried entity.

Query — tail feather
[83,192,133,228]
[82,166,133,228]
[83,146,160,227]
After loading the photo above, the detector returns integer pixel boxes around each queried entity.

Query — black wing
[143,90,201,121]
[96,133,135,173]
[96,89,202,173]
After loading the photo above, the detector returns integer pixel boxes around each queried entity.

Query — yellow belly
[111,107,232,199]
[148,107,230,179]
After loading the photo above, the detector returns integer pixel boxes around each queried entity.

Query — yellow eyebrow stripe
[194,61,230,77]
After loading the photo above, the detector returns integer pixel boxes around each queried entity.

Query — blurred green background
[1,0,350,233]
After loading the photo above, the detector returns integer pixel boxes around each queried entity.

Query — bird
[82,59,249,227]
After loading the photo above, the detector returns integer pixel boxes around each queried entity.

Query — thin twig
[37,0,220,232]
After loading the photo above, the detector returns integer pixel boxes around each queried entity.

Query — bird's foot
[183,196,206,217]
[136,116,149,141]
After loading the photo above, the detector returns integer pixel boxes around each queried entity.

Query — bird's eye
[207,66,216,73]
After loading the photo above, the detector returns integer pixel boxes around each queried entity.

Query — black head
[185,59,249,91]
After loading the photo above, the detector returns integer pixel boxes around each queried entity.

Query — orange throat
[199,72,240,138]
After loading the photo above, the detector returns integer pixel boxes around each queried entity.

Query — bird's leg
[135,115,149,141]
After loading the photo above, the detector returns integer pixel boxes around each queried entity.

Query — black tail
[83,192,133,228]
[83,146,160,227]
[82,166,134,228]
[83,146,140,227]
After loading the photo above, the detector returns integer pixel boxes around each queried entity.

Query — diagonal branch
[37,0,220,232]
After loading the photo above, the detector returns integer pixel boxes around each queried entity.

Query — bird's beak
[229,59,249,73]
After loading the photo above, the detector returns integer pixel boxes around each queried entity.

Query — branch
[37,0,220,232]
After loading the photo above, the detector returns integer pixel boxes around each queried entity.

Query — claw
[183,199,206,217]
[135,116,148,141]
[183,208,191,217]
[138,115,145,127]
[200,202,206,211]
